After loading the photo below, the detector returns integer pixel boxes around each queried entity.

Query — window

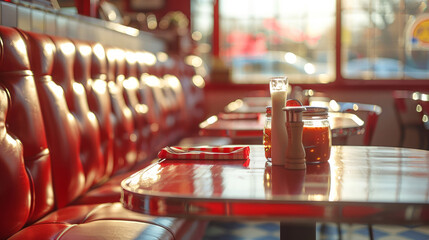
[191,0,214,70]
[191,0,429,84]
[219,0,335,84]
[342,0,429,80]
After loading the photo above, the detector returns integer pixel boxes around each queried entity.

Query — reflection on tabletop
[122,145,429,224]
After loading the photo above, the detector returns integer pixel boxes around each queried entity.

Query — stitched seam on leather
[0,34,3,65]
[93,74,107,81]
[38,75,53,82]
[79,202,177,239]
[25,166,36,222]
[81,203,113,223]
[83,218,176,240]
[25,148,50,162]
[130,220,176,240]
[0,70,33,77]
[30,220,69,226]
[55,224,76,240]
[0,85,11,114]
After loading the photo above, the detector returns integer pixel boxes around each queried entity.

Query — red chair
[337,102,382,146]
[420,92,429,149]
[393,90,429,149]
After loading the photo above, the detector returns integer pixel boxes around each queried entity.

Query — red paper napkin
[158,146,250,160]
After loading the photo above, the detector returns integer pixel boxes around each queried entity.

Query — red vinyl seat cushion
[10,202,207,240]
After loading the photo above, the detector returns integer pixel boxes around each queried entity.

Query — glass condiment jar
[302,106,331,163]
[263,106,272,161]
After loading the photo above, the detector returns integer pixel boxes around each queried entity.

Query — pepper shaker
[283,106,306,170]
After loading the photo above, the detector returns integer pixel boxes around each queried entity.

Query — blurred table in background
[224,97,271,114]
[199,111,364,144]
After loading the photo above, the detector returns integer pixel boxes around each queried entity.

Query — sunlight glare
[199,115,218,128]
[166,75,181,89]
[15,39,27,56]
[60,42,75,56]
[92,79,107,94]
[329,100,340,112]
[304,63,316,74]
[126,51,137,64]
[123,77,139,90]
[225,99,243,112]
[157,52,169,63]
[185,55,203,67]
[284,52,297,64]
[44,43,55,56]
[79,45,92,57]
[192,75,205,88]
[72,82,85,95]
[93,43,105,60]
[145,75,161,87]
[140,51,157,66]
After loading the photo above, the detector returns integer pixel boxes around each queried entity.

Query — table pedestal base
[280,222,316,240]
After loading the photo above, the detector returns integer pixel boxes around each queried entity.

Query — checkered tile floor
[203,221,429,240]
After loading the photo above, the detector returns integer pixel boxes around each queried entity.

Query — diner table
[224,97,271,114]
[224,96,330,114]
[121,145,429,239]
[199,112,364,144]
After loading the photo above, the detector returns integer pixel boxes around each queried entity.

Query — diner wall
[2,1,421,149]
[204,88,421,149]
[0,1,164,52]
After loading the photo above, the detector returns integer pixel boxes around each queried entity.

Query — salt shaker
[283,106,306,170]
[269,77,288,166]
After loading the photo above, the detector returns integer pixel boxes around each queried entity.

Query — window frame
[208,0,429,90]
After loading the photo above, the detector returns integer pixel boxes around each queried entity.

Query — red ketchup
[263,106,272,160]
[303,125,331,163]
[263,128,271,159]
[302,106,331,163]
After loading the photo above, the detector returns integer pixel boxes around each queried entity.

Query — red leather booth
[0,25,207,240]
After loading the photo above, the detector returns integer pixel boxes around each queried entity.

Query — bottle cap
[302,106,329,117]
[283,106,306,123]
[266,106,272,115]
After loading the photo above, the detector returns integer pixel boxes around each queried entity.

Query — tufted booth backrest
[0,84,31,239]
[180,61,205,130]
[0,86,31,239]
[84,42,115,179]
[123,51,151,162]
[136,56,161,150]
[105,47,138,174]
[0,26,55,238]
[147,71,171,134]
[51,35,106,190]
[24,31,86,208]
[0,25,206,239]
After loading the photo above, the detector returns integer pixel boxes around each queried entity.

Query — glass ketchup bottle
[302,106,331,163]
[263,106,272,161]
